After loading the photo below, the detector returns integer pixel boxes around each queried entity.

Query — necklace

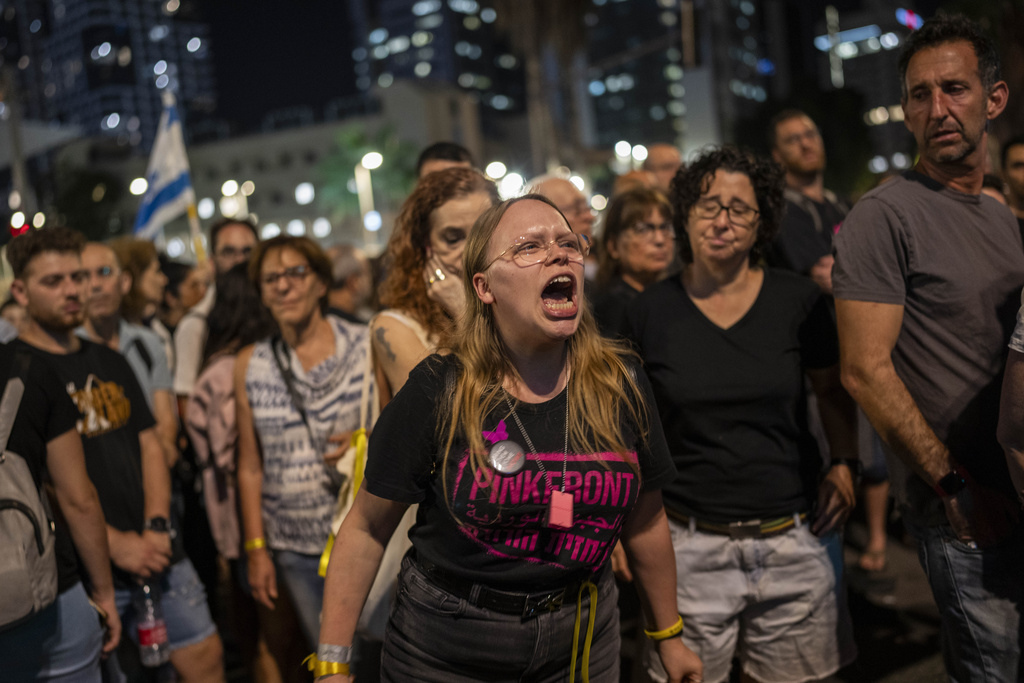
[500,387,573,529]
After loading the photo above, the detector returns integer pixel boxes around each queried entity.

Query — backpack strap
[0,349,31,458]
[130,337,154,375]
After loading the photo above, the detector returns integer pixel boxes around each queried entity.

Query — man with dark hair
[768,109,847,294]
[834,14,1024,680]
[173,218,258,411]
[1001,134,1024,232]
[416,141,474,178]
[7,227,225,683]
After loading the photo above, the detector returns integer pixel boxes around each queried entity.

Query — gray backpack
[0,350,58,631]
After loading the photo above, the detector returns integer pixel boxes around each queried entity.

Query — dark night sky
[204,1,359,131]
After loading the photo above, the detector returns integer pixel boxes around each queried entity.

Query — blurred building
[582,0,773,159]
[347,0,526,167]
[68,79,483,257]
[1,0,216,150]
[812,1,922,175]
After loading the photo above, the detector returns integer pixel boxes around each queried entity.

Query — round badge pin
[487,440,526,475]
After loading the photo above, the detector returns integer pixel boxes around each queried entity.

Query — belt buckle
[521,590,564,618]
[728,519,763,540]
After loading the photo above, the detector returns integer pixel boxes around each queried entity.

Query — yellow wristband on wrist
[644,614,684,641]
[244,537,266,552]
[303,654,350,678]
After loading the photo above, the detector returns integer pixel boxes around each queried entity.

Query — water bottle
[135,582,170,667]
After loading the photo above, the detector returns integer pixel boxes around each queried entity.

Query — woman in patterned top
[235,236,373,650]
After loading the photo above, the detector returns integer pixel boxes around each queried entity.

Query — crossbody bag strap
[269,337,316,446]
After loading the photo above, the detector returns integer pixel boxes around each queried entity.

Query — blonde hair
[440,195,648,501]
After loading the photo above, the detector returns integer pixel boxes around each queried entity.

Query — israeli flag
[133,92,195,240]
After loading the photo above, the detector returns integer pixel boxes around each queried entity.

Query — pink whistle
[546,490,574,529]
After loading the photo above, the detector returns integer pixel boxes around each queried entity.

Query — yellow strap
[303,653,350,678]
[244,537,266,552]
[318,428,368,578]
[318,533,335,578]
[644,614,684,641]
[351,428,367,494]
[569,579,599,683]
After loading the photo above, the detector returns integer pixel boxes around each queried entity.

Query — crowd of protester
[4,12,1024,683]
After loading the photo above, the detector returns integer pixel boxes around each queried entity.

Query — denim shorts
[271,549,324,650]
[906,519,1024,682]
[645,517,856,683]
[114,557,217,651]
[0,582,104,683]
[381,555,620,682]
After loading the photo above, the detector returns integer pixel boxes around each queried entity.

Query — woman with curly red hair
[371,166,500,401]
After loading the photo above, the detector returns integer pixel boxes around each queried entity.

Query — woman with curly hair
[371,166,500,402]
[314,194,702,682]
[628,147,858,683]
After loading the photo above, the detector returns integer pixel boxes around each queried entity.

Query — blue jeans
[381,555,620,683]
[272,549,324,650]
[906,520,1024,682]
[0,582,104,683]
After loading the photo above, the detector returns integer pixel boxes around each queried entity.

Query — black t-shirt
[769,195,847,274]
[592,277,641,340]
[0,344,82,592]
[364,354,675,591]
[11,339,161,585]
[628,270,838,523]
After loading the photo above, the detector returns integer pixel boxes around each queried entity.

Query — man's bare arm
[835,298,953,485]
[997,349,1024,505]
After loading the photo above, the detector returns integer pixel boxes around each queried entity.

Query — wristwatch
[933,466,969,499]
[144,516,170,533]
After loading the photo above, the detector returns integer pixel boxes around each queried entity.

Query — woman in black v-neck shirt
[629,147,859,683]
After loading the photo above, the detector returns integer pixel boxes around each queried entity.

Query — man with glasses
[173,218,258,414]
[768,110,848,296]
[532,177,597,283]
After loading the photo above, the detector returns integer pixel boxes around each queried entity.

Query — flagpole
[187,202,206,263]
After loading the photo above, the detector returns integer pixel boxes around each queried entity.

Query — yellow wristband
[244,537,267,552]
[304,654,351,678]
[644,614,684,641]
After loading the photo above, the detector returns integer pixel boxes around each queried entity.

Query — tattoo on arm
[375,327,397,363]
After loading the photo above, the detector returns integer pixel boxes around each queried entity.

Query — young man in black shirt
[0,343,122,680]
[7,227,224,683]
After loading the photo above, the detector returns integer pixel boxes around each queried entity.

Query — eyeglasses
[556,200,592,218]
[630,221,675,239]
[486,232,591,269]
[260,264,313,287]
[86,265,116,279]
[692,199,760,228]
[216,246,253,260]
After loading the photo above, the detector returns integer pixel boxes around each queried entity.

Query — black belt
[414,557,598,619]
[666,509,808,539]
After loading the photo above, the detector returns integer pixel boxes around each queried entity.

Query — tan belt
[667,509,807,539]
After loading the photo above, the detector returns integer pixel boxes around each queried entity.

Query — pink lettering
[564,471,583,502]
[468,468,494,502]
[569,534,586,560]
[583,471,602,505]
[602,471,620,506]
[521,470,543,504]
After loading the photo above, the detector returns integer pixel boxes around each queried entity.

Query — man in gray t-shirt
[833,15,1024,682]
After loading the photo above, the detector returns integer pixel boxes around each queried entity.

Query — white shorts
[645,516,856,683]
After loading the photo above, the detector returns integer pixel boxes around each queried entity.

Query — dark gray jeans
[381,555,620,682]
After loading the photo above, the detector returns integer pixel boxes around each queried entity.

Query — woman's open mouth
[542,274,577,314]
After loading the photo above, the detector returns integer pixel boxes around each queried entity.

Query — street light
[355,151,383,250]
